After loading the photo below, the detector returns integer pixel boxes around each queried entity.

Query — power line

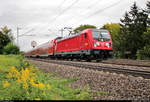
[29,0,67,35]
[86,0,122,18]
[51,0,79,24]
[68,0,123,27]
[19,28,35,37]
[58,0,102,27]
[33,0,79,37]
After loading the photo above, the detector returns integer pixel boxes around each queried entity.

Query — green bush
[3,43,20,54]
[136,45,150,60]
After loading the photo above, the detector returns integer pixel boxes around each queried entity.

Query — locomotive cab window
[92,29,110,41]
[84,33,87,39]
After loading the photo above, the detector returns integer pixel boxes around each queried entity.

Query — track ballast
[28,58,150,79]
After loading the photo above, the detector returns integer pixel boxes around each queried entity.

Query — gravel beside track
[28,59,150,100]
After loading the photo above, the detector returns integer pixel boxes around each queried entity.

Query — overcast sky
[0,0,148,52]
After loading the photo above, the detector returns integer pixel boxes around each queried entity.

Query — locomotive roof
[56,28,92,42]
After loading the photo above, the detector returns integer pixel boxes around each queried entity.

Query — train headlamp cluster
[94,42,111,48]
[106,43,111,48]
[94,42,100,47]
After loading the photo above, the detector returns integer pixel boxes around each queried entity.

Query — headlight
[106,43,111,48]
[94,42,100,47]
[94,42,97,47]
[96,42,100,46]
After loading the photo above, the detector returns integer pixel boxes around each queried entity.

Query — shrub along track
[27,58,150,79]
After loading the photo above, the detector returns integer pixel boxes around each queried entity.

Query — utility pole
[60,28,64,37]
[17,27,21,46]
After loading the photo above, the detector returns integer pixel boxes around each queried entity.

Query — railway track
[27,58,150,79]
[101,61,150,68]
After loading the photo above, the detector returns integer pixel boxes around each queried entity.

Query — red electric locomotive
[26,28,113,61]
[55,28,113,61]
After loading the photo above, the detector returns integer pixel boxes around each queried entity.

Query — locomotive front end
[91,29,113,59]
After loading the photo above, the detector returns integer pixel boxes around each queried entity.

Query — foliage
[146,1,150,26]
[118,2,148,59]
[0,55,92,100]
[136,28,150,59]
[73,24,96,33]
[3,43,20,55]
[0,26,13,54]
[136,45,150,60]
[147,1,150,12]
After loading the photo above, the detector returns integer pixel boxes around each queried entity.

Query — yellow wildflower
[10,66,16,70]
[3,81,9,88]
[21,68,30,82]
[30,79,38,87]
[35,69,39,72]
[31,73,36,76]
[8,66,20,78]
[7,72,12,78]
[35,98,40,100]
[38,82,45,89]
[47,84,51,89]
[16,78,21,83]
[23,82,28,88]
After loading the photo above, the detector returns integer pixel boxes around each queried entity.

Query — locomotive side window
[84,33,87,39]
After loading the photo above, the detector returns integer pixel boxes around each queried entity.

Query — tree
[119,2,148,58]
[146,1,150,26]
[0,26,13,54]
[146,1,150,13]
[73,24,96,33]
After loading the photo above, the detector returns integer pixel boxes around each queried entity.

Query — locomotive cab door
[80,33,89,50]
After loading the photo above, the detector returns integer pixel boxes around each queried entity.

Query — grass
[0,55,91,100]
[0,55,21,72]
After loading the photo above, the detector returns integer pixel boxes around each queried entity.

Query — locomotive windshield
[92,29,110,41]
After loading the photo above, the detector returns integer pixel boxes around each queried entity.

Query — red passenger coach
[55,28,113,61]
[26,37,62,57]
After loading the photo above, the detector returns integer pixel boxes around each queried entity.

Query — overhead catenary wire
[73,0,122,25]
[86,0,122,18]
[54,0,101,27]
[19,28,35,37]
[32,0,79,37]
[52,0,123,29]
[50,0,79,24]
[28,0,67,35]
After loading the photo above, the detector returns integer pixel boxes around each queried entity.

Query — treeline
[103,1,150,60]
[0,26,20,54]
[74,1,150,60]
